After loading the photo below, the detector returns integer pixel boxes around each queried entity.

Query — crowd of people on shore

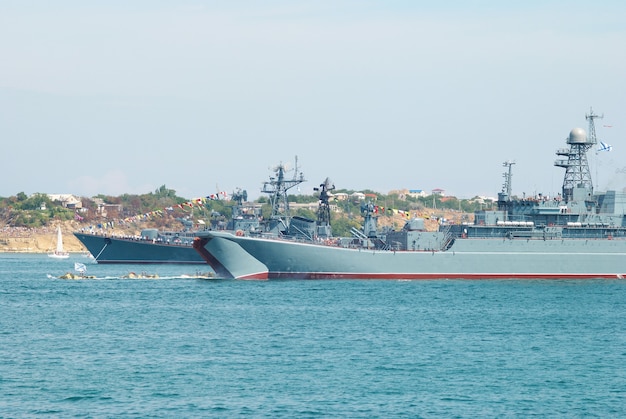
[0,226,57,238]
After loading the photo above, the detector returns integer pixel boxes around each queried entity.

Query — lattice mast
[261,156,305,220]
[587,108,602,146]
[555,108,601,202]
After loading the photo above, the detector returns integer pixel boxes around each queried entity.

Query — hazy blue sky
[1,1,625,200]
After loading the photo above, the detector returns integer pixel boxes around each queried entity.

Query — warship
[193,108,626,280]
[74,216,208,264]
[73,161,304,264]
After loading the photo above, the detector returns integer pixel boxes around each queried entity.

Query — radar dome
[568,127,587,144]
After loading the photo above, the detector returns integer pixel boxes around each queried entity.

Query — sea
[1,254,625,418]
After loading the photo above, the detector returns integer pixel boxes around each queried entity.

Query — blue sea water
[1,254,625,418]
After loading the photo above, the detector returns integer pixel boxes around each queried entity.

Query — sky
[1,0,625,201]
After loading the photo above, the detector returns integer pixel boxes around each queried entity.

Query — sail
[56,226,64,253]
[49,226,69,258]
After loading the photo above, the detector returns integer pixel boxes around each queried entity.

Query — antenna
[261,157,306,221]
[586,107,603,189]
[502,160,515,198]
[586,107,603,145]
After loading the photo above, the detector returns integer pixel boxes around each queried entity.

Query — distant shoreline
[0,231,86,253]
[1,209,471,253]
[0,223,126,254]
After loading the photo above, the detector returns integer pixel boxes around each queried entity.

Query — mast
[500,161,515,201]
[314,177,335,238]
[261,156,306,222]
[586,107,602,147]
[496,161,515,210]
[554,108,600,202]
[587,108,603,190]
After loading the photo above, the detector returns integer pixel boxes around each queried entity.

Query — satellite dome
[568,127,587,144]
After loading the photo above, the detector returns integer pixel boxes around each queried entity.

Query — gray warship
[73,160,305,264]
[194,108,626,279]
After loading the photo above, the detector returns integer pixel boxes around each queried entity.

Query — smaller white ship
[48,226,70,259]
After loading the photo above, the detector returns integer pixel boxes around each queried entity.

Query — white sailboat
[48,226,70,259]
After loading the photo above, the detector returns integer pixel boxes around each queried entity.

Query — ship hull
[75,233,206,264]
[194,231,626,280]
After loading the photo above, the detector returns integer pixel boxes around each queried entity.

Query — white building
[47,194,83,209]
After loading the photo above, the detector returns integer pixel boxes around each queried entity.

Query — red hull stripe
[268,272,626,280]
[238,273,270,280]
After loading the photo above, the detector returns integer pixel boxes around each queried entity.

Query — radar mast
[500,161,515,202]
[314,177,335,238]
[555,107,601,202]
[261,156,306,222]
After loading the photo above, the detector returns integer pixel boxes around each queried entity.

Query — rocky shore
[0,222,136,254]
